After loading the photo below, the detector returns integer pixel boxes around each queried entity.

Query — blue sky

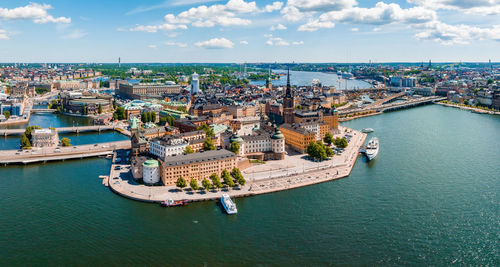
[0,0,499,63]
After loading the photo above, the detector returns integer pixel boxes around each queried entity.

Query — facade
[143,160,161,185]
[117,83,182,99]
[31,129,59,148]
[131,132,149,157]
[149,136,188,160]
[492,89,500,110]
[282,69,295,124]
[61,94,113,115]
[280,123,316,153]
[231,128,285,160]
[159,149,237,186]
[191,72,200,94]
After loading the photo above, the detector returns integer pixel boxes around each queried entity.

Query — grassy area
[249,159,266,164]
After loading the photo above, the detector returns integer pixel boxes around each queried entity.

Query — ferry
[160,199,187,207]
[221,193,237,214]
[365,137,379,161]
[362,128,374,133]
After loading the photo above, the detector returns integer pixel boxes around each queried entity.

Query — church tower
[283,68,294,124]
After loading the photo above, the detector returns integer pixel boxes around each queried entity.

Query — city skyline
[0,0,499,63]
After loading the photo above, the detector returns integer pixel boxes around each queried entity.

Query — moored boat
[362,128,374,133]
[160,199,187,207]
[221,193,237,214]
[365,137,379,161]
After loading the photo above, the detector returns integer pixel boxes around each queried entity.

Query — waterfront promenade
[107,127,366,203]
[0,140,131,164]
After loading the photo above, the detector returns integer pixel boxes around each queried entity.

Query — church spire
[286,66,291,97]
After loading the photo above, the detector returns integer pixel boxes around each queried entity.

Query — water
[0,113,92,129]
[250,69,371,89]
[0,105,499,265]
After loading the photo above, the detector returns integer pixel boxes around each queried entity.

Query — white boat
[365,137,379,161]
[221,193,237,215]
[362,128,374,133]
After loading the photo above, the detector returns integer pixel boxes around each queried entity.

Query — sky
[0,0,499,63]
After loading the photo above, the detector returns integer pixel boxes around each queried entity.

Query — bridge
[0,140,131,165]
[339,96,445,116]
[0,125,118,136]
[364,91,407,109]
[31,108,57,113]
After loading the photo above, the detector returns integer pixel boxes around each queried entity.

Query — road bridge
[0,140,131,165]
[0,125,118,136]
[31,108,57,113]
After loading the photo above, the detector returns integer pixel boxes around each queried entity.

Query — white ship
[221,193,237,215]
[365,137,379,161]
[362,128,374,133]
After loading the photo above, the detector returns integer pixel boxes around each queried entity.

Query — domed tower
[271,125,285,159]
[230,133,245,157]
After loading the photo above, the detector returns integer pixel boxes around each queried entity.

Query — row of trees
[306,141,334,161]
[175,167,246,191]
[141,111,157,123]
[113,107,126,120]
[159,116,175,127]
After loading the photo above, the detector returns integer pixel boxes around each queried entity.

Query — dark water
[0,105,498,265]
[250,69,371,89]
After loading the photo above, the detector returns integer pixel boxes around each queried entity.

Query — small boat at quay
[365,137,379,161]
[362,128,374,133]
[161,199,187,207]
[221,194,237,214]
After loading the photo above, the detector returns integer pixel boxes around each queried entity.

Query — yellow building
[160,150,236,185]
[280,123,316,153]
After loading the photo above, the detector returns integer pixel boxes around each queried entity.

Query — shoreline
[107,128,367,204]
[435,102,500,115]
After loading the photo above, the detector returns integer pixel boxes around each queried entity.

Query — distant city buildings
[117,83,182,99]
[191,72,200,94]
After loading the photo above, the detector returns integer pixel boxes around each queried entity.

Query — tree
[151,112,156,123]
[20,134,31,149]
[203,137,216,151]
[159,117,167,126]
[184,145,194,154]
[3,110,10,119]
[230,141,240,154]
[82,104,87,115]
[98,104,102,114]
[334,137,348,149]
[190,179,199,191]
[166,116,175,127]
[60,137,72,147]
[113,99,117,109]
[231,167,245,185]
[113,107,126,120]
[175,176,187,190]
[306,141,331,161]
[210,173,222,189]
[25,125,41,141]
[202,178,211,191]
[323,132,334,146]
[222,169,235,187]
[141,112,147,123]
[197,123,214,137]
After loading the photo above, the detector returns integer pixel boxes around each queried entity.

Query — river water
[250,69,371,89]
[0,104,498,265]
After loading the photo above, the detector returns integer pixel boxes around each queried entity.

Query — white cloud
[195,37,234,48]
[351,27,359,31]
[0,3,70,24]
[240,40,249,44]
[264,33,273,38]
[164,41,188,47]
[298,19,335,31]
[373,27,381,32]
[408,0,500,15]
[163,0,257,28]
[297,2,436,31]
[281,6,307,22]
[148,44,158,49]
[270,23,287,31]
[0,29,9,40]
[61,29,87,39]
[263,2,284,12]
[292,41,304,45]
[266,37,289,46]
[414,21,500,45]
[286,0,357,12]
[128,23,187,33]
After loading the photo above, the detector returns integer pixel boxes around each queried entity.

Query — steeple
[286,67,291,97]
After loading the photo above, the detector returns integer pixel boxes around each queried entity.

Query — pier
[0,140,131,165]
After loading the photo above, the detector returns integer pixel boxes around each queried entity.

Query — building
[117,83,182,99]
[492,89,500,110]
[191,72,200,94]
[229,116,260,136]
[61,93,113,115]
[280,123,317,153]
[149,135,188,160]
[230,127,285,160]
[282,68,295,124]
[143,160,161,185]
[159,149,237,186]
[131,131,149,157]
[31,129,59,148]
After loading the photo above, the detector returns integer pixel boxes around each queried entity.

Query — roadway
[0,125,119,136]
[0,140,131,164]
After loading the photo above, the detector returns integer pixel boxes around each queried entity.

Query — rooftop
[161,149,236,167]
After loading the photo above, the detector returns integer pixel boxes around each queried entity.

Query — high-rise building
[283,68,294,124]
[191,72,200,94]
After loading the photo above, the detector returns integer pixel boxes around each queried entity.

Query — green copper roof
[143,160,159,168]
